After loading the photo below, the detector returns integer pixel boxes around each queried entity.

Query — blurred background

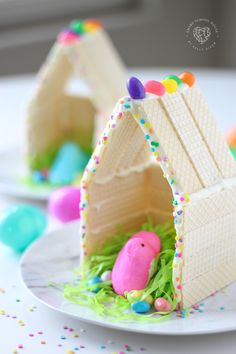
[0,0,236,76]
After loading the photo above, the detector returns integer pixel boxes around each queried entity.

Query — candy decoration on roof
[58,19,103,44]
[84,19,102,32]
[57,29,80,44]
[226,125,236,161]
[161,79,178,93]
[179,71,195,87]
[164,75,183,85]
[144,80,166,96]
[69,20,85,35]
[127,77,146,99]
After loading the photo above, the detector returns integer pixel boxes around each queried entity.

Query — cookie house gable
[80,73,236,308]
[25,19,126,171]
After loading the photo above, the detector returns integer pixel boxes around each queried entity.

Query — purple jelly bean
[127,77,146,99]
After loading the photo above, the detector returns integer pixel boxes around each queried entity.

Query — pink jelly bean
[48,186,81,223]
[58,31,79,44]
[144,80,166,96]
[154,297,172,312]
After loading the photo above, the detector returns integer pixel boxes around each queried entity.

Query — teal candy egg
[131,301,151,314]
[0,204,47,252]
[87,276,102,293]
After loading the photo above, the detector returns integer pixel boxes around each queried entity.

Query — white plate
[20,221,236,335]
[0,147,56,200]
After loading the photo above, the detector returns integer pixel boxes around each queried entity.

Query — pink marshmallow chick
[112,232,161,296]
[131,231,161,254]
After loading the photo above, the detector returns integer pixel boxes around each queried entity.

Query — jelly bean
[164,75,182,85]
[162,79,178,93]
[87,276,102,293]
[143,295,154,305]
[49,142,89,185]
[230,146,236,160]
[48,186,81,223]
[154,297,172,312]
[178,72,195,87]
[131,301,150,314]
[127,290,153,304]
[69,20,85,35]
[226,125,236,149]
[101,270,112,282]
[32,171,46,183]
[127,77,145,99]
[84,19,102,32]
[58,30,79,44]
[0,204,47,252]
[144,80,165,96]
[127,290,143,302]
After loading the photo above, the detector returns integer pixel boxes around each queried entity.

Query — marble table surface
[0,68,236,354]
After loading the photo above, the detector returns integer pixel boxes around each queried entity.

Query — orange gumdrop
[179,72,195,87]
[226,125,236,149]
[84,19,102,32]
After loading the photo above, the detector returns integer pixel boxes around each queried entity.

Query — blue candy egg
[0,204,47,252]
[49,142,90,185]
[32,170,46,183]
[131,300,151,314]
[87,276,102,293]
[127,77,146,99]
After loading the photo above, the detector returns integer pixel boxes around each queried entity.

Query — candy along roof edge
[57,19,103,44]
[127,72,195,99]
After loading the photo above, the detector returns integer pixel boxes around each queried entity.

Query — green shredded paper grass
[62,220,179,322]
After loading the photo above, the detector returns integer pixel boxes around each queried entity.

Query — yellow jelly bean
[143,294,154,305]
[129,290,143,300]
[162,79,178,93]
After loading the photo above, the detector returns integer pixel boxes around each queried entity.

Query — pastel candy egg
[131,301,150,314]
[48,186,81,223]
[154,297,172,312]
[127,290,153,305]
[144,80,165,96]
[178,72,195,87]
[0,204,47,252]
[49,142,89,185]
[127,290,144,302]
[143,294,154,305]
[101,270,112,282]
[32,171,46,183]
[162,79,178,93]
[127,77,146,99]
[87,276,102,293]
